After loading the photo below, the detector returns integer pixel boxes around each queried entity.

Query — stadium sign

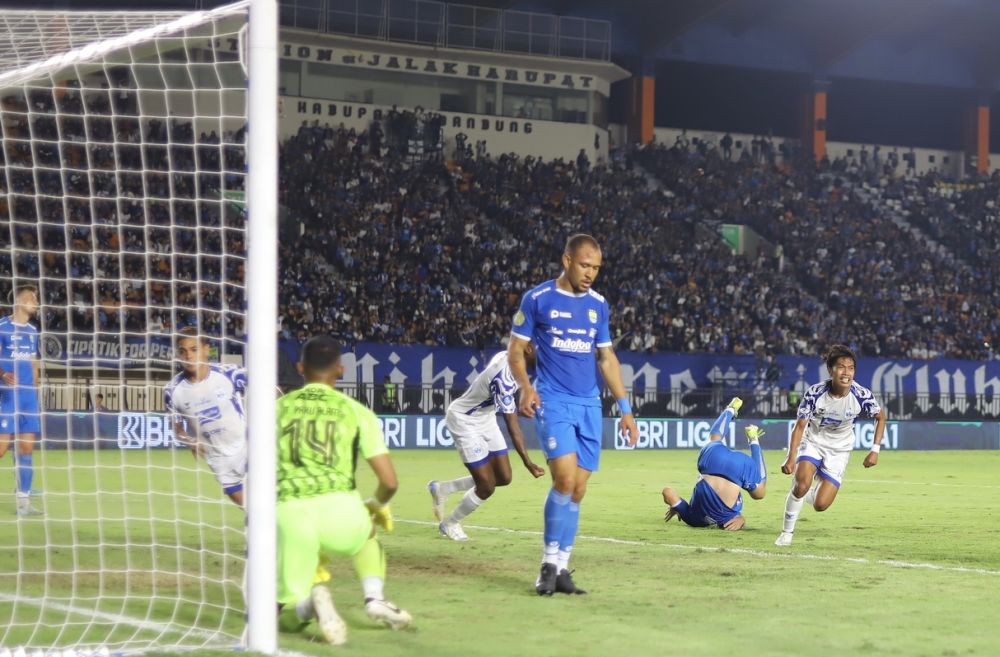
[31,412,1000,451]
[220,38,607,94]
[290,100,533,135]
[41,334,174,367]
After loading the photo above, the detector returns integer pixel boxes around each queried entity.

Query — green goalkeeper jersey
[276,382,388,501]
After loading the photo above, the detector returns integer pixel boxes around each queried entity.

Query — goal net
[0,2,250,653]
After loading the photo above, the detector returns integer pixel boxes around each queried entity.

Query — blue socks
[709,408,734,438]
[750,442,767,485]
[543,488,571,545]
[561,501,580,550]
[15,454,33,495]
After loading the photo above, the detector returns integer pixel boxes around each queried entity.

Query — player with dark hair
[508,233,638,596]
[429,344,545,541]
[662,398,768,531]
[775,344,887,546]
[0,284,43,516]
[276,335,410,646]
[164,327,248,506]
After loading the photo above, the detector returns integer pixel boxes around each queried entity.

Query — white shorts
[796,440,850,488]
[445,412,509,466]
[206,449,247,493]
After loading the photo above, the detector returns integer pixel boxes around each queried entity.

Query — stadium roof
[31,0,1000,91]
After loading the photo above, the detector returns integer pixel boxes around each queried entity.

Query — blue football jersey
[510,280,612,405]
[0,316,38,389]
[676,479,743,528]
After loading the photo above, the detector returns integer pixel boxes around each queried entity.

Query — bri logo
[551,337,592,353]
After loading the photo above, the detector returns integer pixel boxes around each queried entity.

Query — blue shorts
[535,399,602,471]
[697,440,760,492]
[0,387,41,434]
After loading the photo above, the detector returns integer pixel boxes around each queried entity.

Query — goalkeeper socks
[709,408,734,438]
[749,442,767,484]
[782,490,805,534]
[15,454,32,495]
[445,489,484,524]
[294,597,315,622]
[361,576,385,603]
[543,488,571,565]
[439,475,474,496]
[352,537,387,582]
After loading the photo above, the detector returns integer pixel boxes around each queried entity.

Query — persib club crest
[587,309,598,324]
[513,310,525,326]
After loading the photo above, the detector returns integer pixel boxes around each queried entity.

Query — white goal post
[0,1,278,653]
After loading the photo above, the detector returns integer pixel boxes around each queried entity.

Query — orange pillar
[802,81,829,163]
[627,58,655,145]
[973,104,989,174]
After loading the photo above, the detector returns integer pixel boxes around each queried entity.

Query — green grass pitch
[1,449,998,657]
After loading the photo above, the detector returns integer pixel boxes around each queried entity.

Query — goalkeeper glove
[365,498,394,533]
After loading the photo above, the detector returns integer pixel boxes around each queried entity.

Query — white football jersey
[447,352,519,423]
[163,364,247,458]
[797,380,882,451]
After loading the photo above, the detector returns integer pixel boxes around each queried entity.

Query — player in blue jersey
[661,398,768,531]
[508,233,638,596]
[0,284,43,516]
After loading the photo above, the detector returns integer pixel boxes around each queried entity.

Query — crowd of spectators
[2,84,997,362]
[0,77,247,348]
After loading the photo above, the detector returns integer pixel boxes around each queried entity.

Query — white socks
[361,576,384,602]
[782,490,805,534]
[557,548,572,572]
[438,476,475,496]
[542,542,559,566]
[445,489,485,524]
[295,596,315,622]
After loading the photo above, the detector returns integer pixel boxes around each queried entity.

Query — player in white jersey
[163,327,248,506]
[428,347,545,541]
[775,344,886,546]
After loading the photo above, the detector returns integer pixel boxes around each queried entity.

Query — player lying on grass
[774,344,886,547]
[428,346,545,541]
[662,398,767,531]
[276,336,411,646]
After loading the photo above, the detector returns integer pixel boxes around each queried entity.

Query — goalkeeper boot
[427,480,446,522]
[726,397,743,418]
[310,585,347,646]
[555,569,587,595]
[365,598,412,630]
[535,563,558,596]
[439,521,469,542]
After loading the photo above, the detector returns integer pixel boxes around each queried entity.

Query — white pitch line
[397,518,1000,577]
[0,592,312,657]
[853,478,1000,490]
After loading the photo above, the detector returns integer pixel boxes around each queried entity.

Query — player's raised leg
[744,424,768,500]
[709,397,742,441]
[427,475,474,523]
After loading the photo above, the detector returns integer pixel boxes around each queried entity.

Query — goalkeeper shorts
[276,490,372,605]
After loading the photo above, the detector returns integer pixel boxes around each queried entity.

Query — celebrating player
[428,346,545,541]
[661,398,768,531]
[276,336,411,646]
[164,327,248,506]
[774,344,886,547]
[508,233,638,596]
[0,284,43,516]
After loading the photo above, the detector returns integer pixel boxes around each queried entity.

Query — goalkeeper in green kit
[276,336,412,645]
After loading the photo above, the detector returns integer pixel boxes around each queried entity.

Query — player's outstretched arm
[782,419,808,474]
[508,338,540,418]
[502,412,545,478]
[365,454,398,532]
[863,408,888,468]
[596,346,637,447]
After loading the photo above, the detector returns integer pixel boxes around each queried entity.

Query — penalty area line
[397,518,1000,577]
